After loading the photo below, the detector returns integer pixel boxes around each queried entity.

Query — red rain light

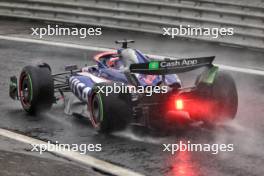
[175,99,184,110]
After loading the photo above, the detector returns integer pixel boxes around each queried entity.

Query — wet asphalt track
[0,40,264,176]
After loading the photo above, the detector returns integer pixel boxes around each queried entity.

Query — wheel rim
[91,94,102,128]
[19,72,32,109]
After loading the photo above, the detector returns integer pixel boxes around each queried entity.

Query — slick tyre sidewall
[89,82,132,133]
[19,65,54,114]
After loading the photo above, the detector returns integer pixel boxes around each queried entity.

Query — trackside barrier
[0,0,263,50]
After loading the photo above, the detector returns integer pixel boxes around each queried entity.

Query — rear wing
[130,56,215,75]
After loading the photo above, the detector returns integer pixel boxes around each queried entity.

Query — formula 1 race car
[9,40,238,133]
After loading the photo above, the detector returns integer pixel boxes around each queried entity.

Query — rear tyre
[19,64,54,114]
[195,71,238,124]
[89,82,132,133]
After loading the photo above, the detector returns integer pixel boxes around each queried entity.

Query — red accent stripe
[94,51,117,62]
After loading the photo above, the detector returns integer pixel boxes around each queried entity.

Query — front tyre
[19,64,54,114]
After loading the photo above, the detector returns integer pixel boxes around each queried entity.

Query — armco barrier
[0,0,263,50]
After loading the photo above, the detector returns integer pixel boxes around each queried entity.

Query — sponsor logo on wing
[77,82,85,98]
[70,77,80,94]
[70,77,91,101]
[82,87,91,101]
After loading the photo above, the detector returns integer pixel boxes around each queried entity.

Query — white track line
[0,35,264,76]
[0,128,144,176]
[0,35,113,52]
[216,64,264,76]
